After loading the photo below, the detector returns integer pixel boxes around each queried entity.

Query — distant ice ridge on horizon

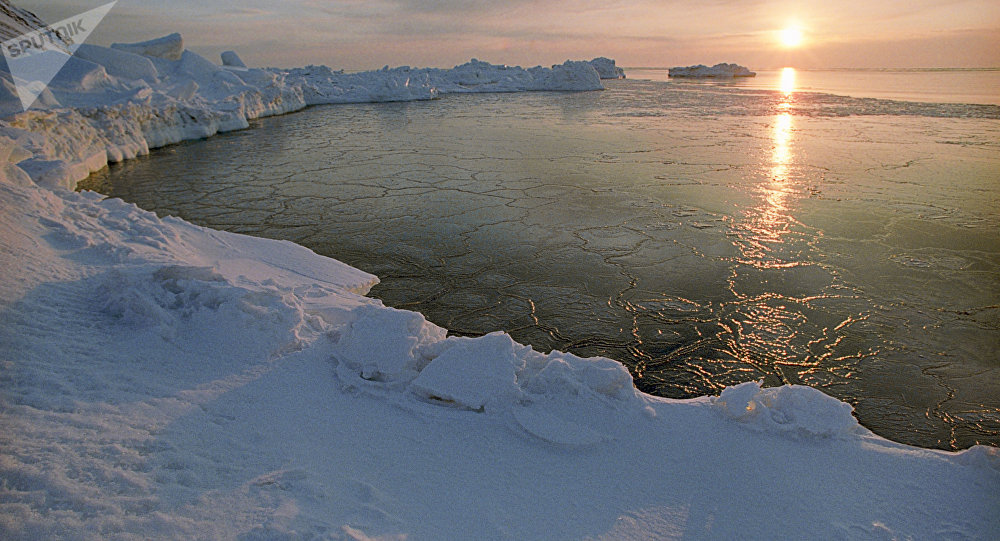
[669,62,756,77]
[0,25,621,190]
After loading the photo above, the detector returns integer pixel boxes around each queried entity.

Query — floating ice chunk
[111,32,184,61]
[713,380,863,438]
[668,63,756,78]
[221,51,247,69]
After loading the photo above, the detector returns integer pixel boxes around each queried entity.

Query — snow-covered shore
[1,146,997,537]
[1,18,998,541]
[1,29,615,191]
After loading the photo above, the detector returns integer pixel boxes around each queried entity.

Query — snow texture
[220,50,247,69]
[669,63,757,77]
[111,32,185,61]
[589,57,626,79]
[0,9,997,541]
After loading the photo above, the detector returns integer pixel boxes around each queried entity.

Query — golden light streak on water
[779,67,796,97]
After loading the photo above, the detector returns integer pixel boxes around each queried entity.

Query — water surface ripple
[81,80,1000,450]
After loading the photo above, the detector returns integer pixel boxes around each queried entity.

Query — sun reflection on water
[753,68,797,246]
[779,66,796,97]
[726,66,811,385]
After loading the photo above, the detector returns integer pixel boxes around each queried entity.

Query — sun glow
[779,26,804,48]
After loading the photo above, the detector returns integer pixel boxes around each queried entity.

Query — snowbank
[669,62,756,77]
[0,11,997,540]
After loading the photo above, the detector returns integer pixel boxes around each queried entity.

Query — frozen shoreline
[1,23,998,541]
[1,30,617,191]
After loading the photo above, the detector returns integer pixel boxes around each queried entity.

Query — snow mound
[589,57,626,79]
[410,332,527,411]
[669,63,756,78]
[335,310,640,416]
[412,330,638,413]
[952,444,1000,472]
[75,43,160,84]
[712,380,864,438]
[221,50,247,69]
[333,303,448,383]
[111,32,184,61]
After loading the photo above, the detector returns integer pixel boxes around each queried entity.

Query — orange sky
[21,0,1000,69]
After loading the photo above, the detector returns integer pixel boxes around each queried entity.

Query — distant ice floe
[669,63,756,77]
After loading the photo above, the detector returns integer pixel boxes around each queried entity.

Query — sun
[779,27,804,48]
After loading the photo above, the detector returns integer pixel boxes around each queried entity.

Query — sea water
[632,67,1000,106]
[80,69,1000,450]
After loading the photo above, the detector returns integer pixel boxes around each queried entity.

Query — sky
[17,0,1000,70]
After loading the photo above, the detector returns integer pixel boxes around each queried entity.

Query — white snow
[669,63,757,78]
[110,32,184,61]
[0,20,997,541]
[220,51,247,69]
[589,57,626,79]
